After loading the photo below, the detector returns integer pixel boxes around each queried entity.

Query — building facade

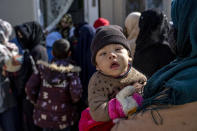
[99,0,172,27]
[0,0,171,30]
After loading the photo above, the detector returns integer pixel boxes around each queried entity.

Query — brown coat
[111,101,197,131]
[88,67,146,122]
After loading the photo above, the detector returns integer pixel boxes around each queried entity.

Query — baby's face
[95,44,132,77]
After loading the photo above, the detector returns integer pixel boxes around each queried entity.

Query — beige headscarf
[124,12,141,58]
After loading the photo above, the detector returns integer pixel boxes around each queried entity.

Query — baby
[88,25,147,122]
[79,25,147,131]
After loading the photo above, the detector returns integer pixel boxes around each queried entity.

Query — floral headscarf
[56,14,73,39]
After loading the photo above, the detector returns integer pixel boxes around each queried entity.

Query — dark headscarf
[141,0,197,109]
[14,21,45,51]
[136,9,169,50]
[133,10,175,78]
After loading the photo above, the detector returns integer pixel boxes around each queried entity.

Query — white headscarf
[0,19,21,72]
[0,19,12,44]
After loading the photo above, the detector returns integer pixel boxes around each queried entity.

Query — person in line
[13,21,48,131]
[56,14,74,40]
[0,19,20,131]
[73,22,96,109]
[46,14,75,62]
[133,9,175,78]
[79,25,147,131]
[25,39,83,131]
[124,12,141,58]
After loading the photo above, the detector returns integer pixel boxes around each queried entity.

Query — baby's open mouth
[110,61,120,69]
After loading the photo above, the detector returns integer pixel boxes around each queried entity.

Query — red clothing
[93,18,110,29]
[79,108,114,131]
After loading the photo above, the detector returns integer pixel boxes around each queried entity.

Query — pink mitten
[108,86,143,119]
[116,85,143,116]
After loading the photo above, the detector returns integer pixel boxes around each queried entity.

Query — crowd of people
[0,0,197,131]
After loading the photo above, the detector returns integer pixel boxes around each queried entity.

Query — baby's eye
[99,52,107,56]
[115,48,122,52]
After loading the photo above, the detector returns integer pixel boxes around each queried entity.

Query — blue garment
[46,31,62,61]
[0,107,19,131]
[171,0,197,58]
[141,0,197,107]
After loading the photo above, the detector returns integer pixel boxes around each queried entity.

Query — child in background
[79,25,147,131]
[25,39,83,131]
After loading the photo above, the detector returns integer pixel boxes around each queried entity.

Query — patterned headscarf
[56,14,73,39]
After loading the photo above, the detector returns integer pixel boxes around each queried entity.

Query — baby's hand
[133,82,144,94]
[116,86,143,117]
[116,85,135,99]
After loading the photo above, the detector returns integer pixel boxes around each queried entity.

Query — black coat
[133,10,175,78]
[73,23,96,104]
[133,41,175,78]
[11,21,48,97]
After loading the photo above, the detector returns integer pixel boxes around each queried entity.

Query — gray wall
[163,0,171,20]
[99,0,171,27]
[100,0,126,27]
[0,0,36,26]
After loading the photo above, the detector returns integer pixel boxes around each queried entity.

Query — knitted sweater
[88,67,146,121]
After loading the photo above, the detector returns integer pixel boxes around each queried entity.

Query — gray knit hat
[91,25,131,66]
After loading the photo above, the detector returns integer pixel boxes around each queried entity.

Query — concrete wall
[0,0,36,26]
[163,0,171,20]
[100,0,171,27]
[100,0,126,27]
[99,0,113,24]
[84,0,99,26]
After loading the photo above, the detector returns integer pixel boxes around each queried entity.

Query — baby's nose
[108,53,116,59]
